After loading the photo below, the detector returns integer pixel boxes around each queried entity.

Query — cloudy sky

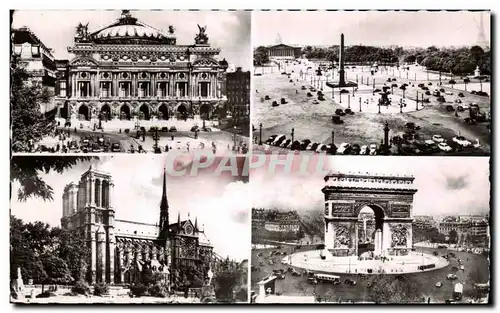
[10,155,250,261]
[251,156,491,217]
[12,10,251,70]
[253,11,491,47]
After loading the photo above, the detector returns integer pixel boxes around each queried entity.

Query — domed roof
[91,10,175,45]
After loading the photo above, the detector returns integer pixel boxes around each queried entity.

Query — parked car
[438,142,452,152]
[458,92,465,97]
[310,142,320,151]
[315,144,326,153]
[369,143,378,155]
[436,282,443,288]
[300,139,312,150]
[281,139,292,149]
[169,126,177,132]
[351,144,361,155]
[452,136,472,147]
[360,145,369,155]
[337,142,351,155]
[291,269,301,277]
[432,134,445,143]
[191,125,200,132]
[265,136,276,145]
[335,108,346,116]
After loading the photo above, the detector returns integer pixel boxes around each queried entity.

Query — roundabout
[286,249,448,275]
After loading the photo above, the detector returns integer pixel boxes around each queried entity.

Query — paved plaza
[253,62,491,155]
[288,249,447,275]
[251,245,489,303]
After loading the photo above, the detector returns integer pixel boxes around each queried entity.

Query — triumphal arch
[322,172,418,257]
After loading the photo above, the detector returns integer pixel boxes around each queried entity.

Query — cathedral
[60,165,214,286]
[55,10,228,122]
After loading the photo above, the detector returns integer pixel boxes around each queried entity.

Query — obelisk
[339,33,346,86]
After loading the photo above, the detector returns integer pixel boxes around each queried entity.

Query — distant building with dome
[60,165,215,286]
[54,10,228,123]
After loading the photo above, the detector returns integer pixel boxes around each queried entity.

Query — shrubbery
[148,282,168,298]
[72,280,91,295]
[130,283,148,297]
[93,282,109,296]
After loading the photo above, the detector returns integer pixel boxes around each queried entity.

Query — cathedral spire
[195,217,198,231]
[159,168,169,232]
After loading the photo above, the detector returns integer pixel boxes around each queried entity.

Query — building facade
[11,27,57,115]
[267,44,302,60]
[226,67,250,125]
[57,10,228,122]
[60,165,213,286]
[438,215,489,246]
[251,209,301,243]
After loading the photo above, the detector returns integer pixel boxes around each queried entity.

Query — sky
[12,10,251,70]
[10,155,251,261]
[250,156,491,217]
[253,11,491,48]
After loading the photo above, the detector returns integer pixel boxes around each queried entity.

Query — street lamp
[291,128,295,143]
[259,123,263,145]
[232,126,237,152]
[152,128,161,153]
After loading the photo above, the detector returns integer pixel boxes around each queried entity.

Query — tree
[41,254,73,284]
[448,230,458,244]
[400,85,406,99]
[213,265,243,302]
[464,77,470,92]
[10,156,96,202]
[369,275,423,303]
[56,230,90,281]
[449,79,456,89]
[470,45,485,64]
[253,46,270,66]
[11,57,55,152]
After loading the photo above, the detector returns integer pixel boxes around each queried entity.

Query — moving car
[344,279,357,286]
[111,143,121,152]
[291,269,301,276]
[445,91,453,95]
[438,142,452,152]
[337,142,351,155]
[432,134,445,143]
[446,274,458,280]
[452,136,472,147]
[436,282,443,288]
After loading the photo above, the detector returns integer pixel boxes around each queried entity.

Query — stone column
[62,194,67,217]
[96,179,101,207]
[169,74,174,97]
[72,189,78,214]
[151,73,156,97]
[108,182,114,209]
[113,73,118,97]
[90,178,95,206]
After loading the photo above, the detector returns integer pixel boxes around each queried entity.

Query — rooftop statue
[195,24,209,44]
[75,22,90,42]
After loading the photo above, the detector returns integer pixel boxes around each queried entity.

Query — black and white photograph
[10,155,250,303]
[10,10,251,154]
[252,11,491,156]
[250,157,490,303]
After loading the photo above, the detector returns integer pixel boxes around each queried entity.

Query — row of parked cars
[265,134,381,155]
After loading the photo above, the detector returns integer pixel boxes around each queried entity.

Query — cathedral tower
[61,165,115,283]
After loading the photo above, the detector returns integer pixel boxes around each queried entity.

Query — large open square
[253,64,490,156]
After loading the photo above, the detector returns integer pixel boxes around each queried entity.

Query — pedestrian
[171,135,174,141]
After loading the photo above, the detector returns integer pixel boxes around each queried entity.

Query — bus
[314,274,341,285]
[453,283,463,301]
